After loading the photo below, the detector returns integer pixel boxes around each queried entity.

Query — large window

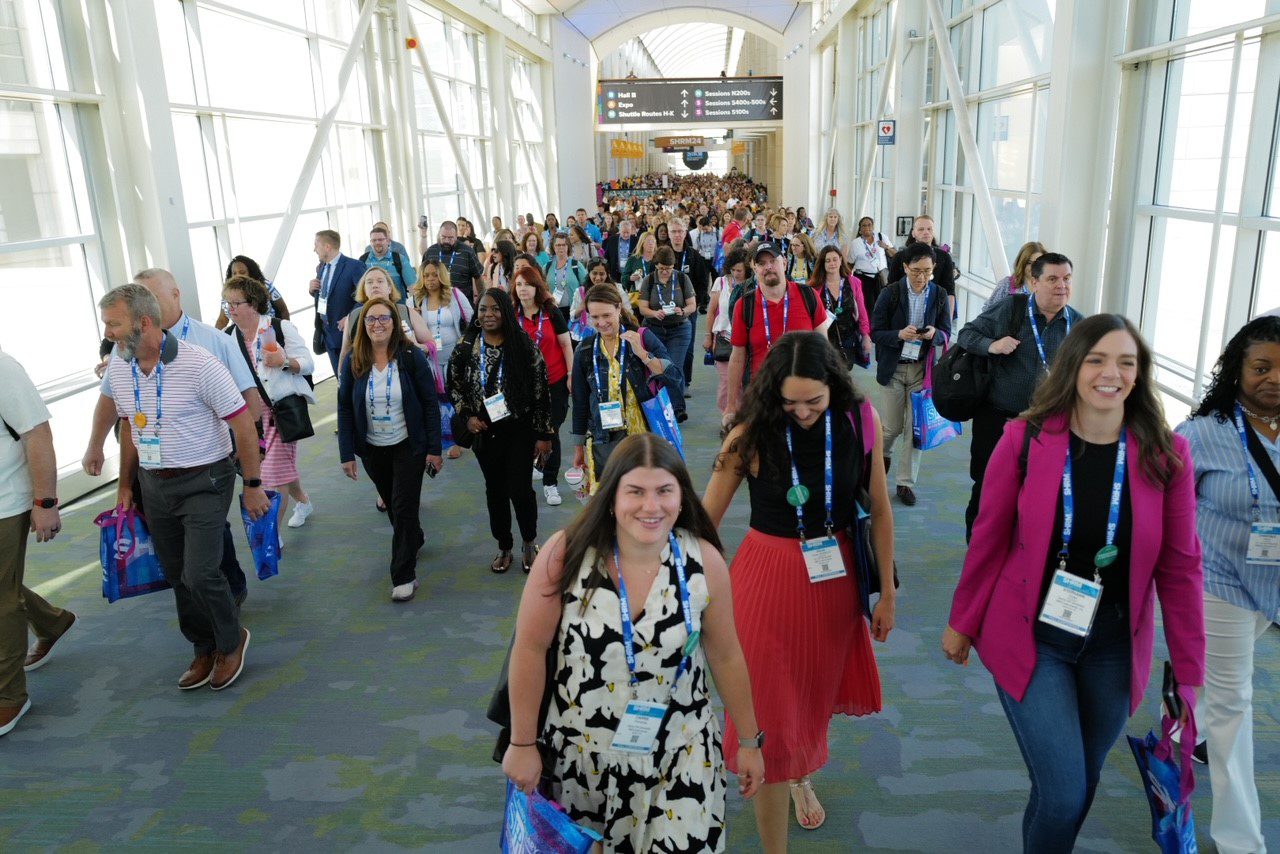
[852,2,896,232]
[157,0,381,326]
[1125,0,1279,407]
[508,50,547,219]
[412,4,495,230]
[922,0,1055,318]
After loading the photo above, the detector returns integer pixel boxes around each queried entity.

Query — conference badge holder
[1039,570,1102,637]
[599,400,625,430]
[484,392,510,422]
[900,339,922,361]
[1246,522,1280,565]
[802,536,845,583]
[138,435,163,469]
[610,700,668,755]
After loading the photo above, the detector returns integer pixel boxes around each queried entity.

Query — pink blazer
[949,414,1205,714]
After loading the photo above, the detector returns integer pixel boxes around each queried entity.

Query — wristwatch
[243,478,263,488]
[738,730,765,749]
[33,497,58,509]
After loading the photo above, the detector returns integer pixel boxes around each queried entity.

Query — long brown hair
[349,297,409,377]
[1021,313,1180,487]
[510,266,557,317]
[810,245,851,290]
[1012,241,1047,287]
[556,433,723,604]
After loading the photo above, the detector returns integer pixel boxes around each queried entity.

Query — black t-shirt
[747,411,861,538]
[1039,433,1133,614]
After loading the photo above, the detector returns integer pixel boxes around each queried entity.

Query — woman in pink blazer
[942,314,1204,854]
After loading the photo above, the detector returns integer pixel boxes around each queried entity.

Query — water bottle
[263,324,279,352]
[703,349,714,366]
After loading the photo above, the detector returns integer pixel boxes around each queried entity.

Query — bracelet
[509,740,538,748]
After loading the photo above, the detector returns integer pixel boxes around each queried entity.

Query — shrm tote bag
[911,336,963,451]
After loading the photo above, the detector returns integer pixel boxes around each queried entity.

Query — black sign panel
[597,77,783,126]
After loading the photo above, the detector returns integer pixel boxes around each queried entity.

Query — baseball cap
[753,242,779,260]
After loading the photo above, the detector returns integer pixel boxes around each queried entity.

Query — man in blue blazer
[308,229,364,375]
[870,241,952,506]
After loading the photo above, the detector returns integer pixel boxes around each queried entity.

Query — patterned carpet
[4,365,1276,852]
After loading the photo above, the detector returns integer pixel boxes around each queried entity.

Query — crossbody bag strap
[1244,423,1280,501]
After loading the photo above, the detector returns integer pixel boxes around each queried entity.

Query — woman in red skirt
[704,331,896,851]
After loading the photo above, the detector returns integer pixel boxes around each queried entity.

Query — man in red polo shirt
[721,205,750,248]
[723,243,832,425]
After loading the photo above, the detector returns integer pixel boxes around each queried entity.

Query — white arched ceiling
[549,2,799,53]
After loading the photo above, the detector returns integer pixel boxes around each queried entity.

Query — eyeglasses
[225,299,248,309]
[364,314,394,327]
[905,267,935,279]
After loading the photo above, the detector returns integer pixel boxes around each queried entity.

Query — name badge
[553,288,566,304]
[599,400,625,430]
[900,339,922,361]
[138,435,163,469]
[484,392,510,422]
[433,336,444,350]
[1246,521,1280,565]
[662,303,678,316]
[316,296,328,317]
[371,413,393,432]
[1038,569,1102,637]
[610,700,668,755]
[801,536,846,583]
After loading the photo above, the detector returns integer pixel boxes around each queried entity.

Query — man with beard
[98,284,269,692]
[723,243,832,425]
[82,269,263,606]
[423,221,483,304]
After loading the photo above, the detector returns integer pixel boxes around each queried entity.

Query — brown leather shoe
[25,612,77,672]
[0,699,32,737]
[896,485,917,506]
[178,655,215,690]
[210,627,250,691]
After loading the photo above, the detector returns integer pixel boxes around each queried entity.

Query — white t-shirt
[0,351,52,518]
[710,276,735,335]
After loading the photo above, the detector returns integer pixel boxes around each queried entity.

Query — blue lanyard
[479,339,502,394]
[784,409,833,539]
[1233,404,1265,522]
[614,532,695,690]
[662,273,677,306]
[435,307,443,339]
[368,361,393,416]
[443,250,455,269]
[131,332,166,432]
[760,284,789,349]
[555,262,568,286]
[1060,429,1127,577]
[178,315,191,342]
[526,311,546,347]
[592,334,628,404]
[1027,300,1071,371]
[862,239,876,260]
[825,280,845,315]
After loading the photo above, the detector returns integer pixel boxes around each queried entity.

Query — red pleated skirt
[724,528,882,782]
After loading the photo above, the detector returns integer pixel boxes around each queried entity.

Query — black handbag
[712,331,732,362]
[271,393,314,443]
[450,409,476,449]
[848,404,900,618]
[311,294,326,355]
[486,633,557,781]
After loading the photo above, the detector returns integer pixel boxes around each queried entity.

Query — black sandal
[522,541,539,574]
[375,497,387,513]
[490,550,513,574]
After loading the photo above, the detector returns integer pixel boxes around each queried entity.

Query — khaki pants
[0,511,72,706]
[877,361,926,488]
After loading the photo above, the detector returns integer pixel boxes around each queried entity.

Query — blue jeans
[996,602,1132,854]
[647,321,691,400]
[682,312,698,387]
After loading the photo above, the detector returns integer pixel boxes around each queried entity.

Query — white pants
[1196,591,1274,854]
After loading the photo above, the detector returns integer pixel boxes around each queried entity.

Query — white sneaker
[391,579,420,602]
[287,501,314,528]
[543,485,562,506]
[532,465,542,480]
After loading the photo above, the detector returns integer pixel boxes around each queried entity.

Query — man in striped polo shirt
[100,284,270,692]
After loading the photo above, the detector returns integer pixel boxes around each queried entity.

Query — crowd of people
[0,170,1273,854]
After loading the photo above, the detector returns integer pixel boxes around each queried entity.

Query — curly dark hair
[225,255,266,283]
[1193,315,1280,422]
[719,331,862,479]
[462,287,542,417]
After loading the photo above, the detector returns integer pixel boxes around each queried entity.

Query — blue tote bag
[1127,677,1199,854]
[911,339,963,451]
[96,507,170,603]
[501,781,601,853]
[640,385,685,459]
[240,490,283,581]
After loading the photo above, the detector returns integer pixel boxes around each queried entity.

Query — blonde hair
[355,266,401,303]
[410,260,454,306]
[789,233,816,258]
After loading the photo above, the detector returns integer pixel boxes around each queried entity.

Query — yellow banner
[610,139,645,159]
[732,142,746,156]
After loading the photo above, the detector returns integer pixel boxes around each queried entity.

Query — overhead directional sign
[597,77,783,126]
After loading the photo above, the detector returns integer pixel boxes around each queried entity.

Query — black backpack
[359,249,408,287]
[932,294,1029,423]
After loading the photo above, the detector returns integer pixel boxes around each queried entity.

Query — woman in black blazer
[337,297,443,602]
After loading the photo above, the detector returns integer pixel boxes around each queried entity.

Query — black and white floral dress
[543,529,726,852]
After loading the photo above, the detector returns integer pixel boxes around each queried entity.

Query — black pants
[683,312,698,388]
[139,458,241,655]
[543,378,569,487]
[360,440,426,586]
[474,419,538,551]
[134,473,245,596]
[856,272,883,314]
[966,405,1015,541]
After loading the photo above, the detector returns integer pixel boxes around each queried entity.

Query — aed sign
[878,120,896,145]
